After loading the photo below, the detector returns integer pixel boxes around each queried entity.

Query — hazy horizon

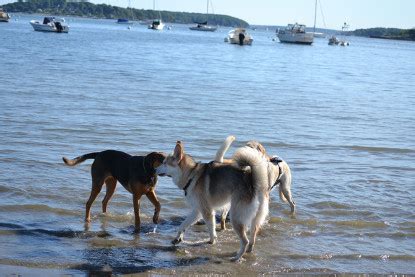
[1,0,414,30]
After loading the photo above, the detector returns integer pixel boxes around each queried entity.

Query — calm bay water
[1,14,415,275]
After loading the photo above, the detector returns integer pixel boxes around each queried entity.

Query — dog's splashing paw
[172,237,182,245]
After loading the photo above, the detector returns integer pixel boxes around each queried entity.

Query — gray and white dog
[215,136,295,230]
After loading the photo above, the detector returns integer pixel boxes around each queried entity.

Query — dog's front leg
[172,210,201,245]
[132,192,142,233]
[146,189,161,224]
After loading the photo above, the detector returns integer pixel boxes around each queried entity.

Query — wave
[334,220,389,229]
[309,201,351,209]
[0,222,111,239]
[0,204,81,216]
[272,253,415,261]
[345,145,414,154]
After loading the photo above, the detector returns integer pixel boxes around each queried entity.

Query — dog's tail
[62,153,98,166]
[233,146,269,226]
[233,146,268,192]
[214,135,236,162]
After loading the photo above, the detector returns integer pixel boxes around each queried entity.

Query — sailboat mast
[206,0,210,23]
[153,0,155,10]
[313,0,317,33]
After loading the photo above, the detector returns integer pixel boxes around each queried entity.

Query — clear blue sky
[1,0,414,29]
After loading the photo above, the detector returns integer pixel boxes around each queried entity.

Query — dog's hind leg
[86,177,105,223]
[220,206,229,231]
[102,177,117,213]
[172,210,201,245]
[230,222,249,262]
[247,198,269,253]
[202,209,217,244]
[280,179,295,213]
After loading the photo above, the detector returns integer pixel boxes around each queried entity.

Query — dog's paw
[171,237,182,245]
[153,214,160,224]
[230,256,244,263]
[208,238,217,245]
[246,244,254,253]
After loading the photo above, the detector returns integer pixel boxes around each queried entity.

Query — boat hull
[0,12,10,22]
[227,37,253,45]
[277,32,314,44]
[189,26,217,32]
[30,20,69,33]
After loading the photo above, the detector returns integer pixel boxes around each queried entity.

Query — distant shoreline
[1,0,249,27]
[350,27,415,41]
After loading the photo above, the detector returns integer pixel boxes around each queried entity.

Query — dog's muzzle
[156,165,170,177]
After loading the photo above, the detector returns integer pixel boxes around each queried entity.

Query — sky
[1,0,414,29]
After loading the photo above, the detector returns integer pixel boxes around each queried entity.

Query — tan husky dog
[156,140,270,261]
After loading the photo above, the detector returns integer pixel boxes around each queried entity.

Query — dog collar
[183,178,192,196]
[270,159,283,191]
[182,163,199,196]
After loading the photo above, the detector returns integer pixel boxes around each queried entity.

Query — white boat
[0,8,10,22]
[189,0,217,32]
[224,28,253,45]
[277,23,314,44]
[148,19,164,30]
[329,23,350,46]
[277,0,318,45]
[148,0,164,30]
[328,35,340,45]
[30,17,69,33]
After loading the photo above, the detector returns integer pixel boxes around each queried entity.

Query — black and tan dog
[62,150,166,232]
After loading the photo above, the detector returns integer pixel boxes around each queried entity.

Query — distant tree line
[2,0,249,27]
[350,27,415,41]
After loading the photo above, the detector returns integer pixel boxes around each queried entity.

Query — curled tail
[62,153,98,166]
[214,135,236,162]
[233,146,269,226]
[233,146,268,193]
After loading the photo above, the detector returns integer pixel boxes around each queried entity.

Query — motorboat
[329,23,350,46]
[224,28,253,45]
[277,23,314,44]
[148,0,164,30]
[339,40,350,46]
[148,19,164,30]
[189,22,217,32]
[0,8,10,22]
[30,17,69,33]
[277,0,318,45]
[189,0,217,32]
[328,35,340,45]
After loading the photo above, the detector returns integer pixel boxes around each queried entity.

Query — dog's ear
[173,141,183,162]
[155,152,166,168]
[148,152,166,169]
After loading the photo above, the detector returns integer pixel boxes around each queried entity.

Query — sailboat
[189,0,217,32]
[277,0,317,44]
[117,0,134,25]
[148,0,164,30]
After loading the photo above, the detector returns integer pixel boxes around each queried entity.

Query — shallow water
[1,15,415,275]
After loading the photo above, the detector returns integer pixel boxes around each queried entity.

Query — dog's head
[146,152,167,170]
[156,141,194,181]
[246,140,271,161]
